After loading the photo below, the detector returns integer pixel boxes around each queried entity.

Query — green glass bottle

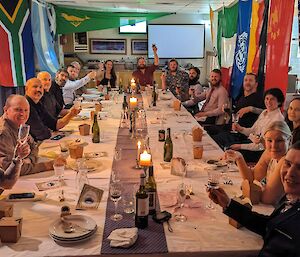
[92,113,100,143]
[145,166,157,215]
[164,128,173,162]
[152,83,157,107]
[122,95,128,111]
[135,174,149,229]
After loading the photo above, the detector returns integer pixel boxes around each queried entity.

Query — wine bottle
[164,128,173,162]
[119,78,123,94]
[152,83,157,107]
[145,166,157,215]
[135,173,149,229]
[92,113,100,143]
[107,80,111,92]
[122,95,128,111]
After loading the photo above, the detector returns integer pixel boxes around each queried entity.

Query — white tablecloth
[0,93,274,256]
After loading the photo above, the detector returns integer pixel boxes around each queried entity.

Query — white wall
[76,13,212,83]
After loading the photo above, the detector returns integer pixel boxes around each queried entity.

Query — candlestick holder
[134,158,142,169]
[130,108,137,139]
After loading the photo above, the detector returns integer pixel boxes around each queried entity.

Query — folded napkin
[107,227,138,248]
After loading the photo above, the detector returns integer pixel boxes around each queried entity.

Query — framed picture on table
[131,39,148,55]
[90,39,127,54]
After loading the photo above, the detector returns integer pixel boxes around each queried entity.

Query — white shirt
[240,108,284,151]
[63,75,90,105]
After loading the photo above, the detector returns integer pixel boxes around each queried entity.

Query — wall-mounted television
[119,20,147,34]
[148,24,205,59]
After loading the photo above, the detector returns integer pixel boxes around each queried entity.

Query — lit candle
[129,97,137,109]
[139,150,151,166]
[137,141,141,161]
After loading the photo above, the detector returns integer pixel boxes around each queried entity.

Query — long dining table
[0,90,274,257]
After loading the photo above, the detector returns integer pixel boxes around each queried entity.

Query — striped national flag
[0,0,35,87]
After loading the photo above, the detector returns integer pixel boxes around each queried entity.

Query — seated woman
[230,88,285,162]
[0,142,30,192]
[97,60,117,89]
[208,142,300,257]
[286,97,300,144]
[225,120,291,204]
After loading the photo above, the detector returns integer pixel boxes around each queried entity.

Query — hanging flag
[0,0,35,87]
[246,0,260,72]
[210,5,220,69]
[31,0,59,76]
[265,0,294,94]
[298,0,300,54]
[216,2,239,92]
[231,0,253,99]
[252,0,269,92]
[54,5,171,34]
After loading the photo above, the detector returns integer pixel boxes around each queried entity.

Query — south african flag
[0,0,35,87]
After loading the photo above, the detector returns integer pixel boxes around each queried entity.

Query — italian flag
[211,2,238,92]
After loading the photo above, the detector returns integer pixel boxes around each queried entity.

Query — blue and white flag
[230,0,253,99]
[31,0,59,76]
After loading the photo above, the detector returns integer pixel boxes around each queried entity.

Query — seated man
[212,73,264,146]
[0,95,53,176]
[25,78,79,141]
[63,64,96,108]
[50,68,68,113]
[208,142,300,257]
[161,59,189,101]
[182,66,203,114]
[132,44,159,87]
[194,69,229,125]
[0,142,30,192]
[38,71,61,118]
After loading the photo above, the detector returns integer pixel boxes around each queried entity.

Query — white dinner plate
[49,215,97,239]
[49,228,97,244]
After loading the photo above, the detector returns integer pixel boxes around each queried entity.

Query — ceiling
[45,0,235,14]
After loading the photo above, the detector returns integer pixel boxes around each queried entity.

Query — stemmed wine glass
[175,183,187,222]
[231,113,239,133]
[224,146,235,172]
[18,124,30,144]
[14,124,30,157]
[110,182,123,221]
[206,170,220,209]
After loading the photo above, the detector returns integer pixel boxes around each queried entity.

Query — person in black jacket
[208,142,300,257]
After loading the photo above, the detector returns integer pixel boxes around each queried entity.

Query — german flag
[0,0,35,87]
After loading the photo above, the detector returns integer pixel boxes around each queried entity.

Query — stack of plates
[49,215,97,244]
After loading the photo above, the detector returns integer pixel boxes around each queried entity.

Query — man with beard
[161,59,189,101]
[63,65,96,108]
[132,44,159,87]
[182,67,203,114]
[194,69,229,124]
[211,73,264,144]
[25,78,79,141]
[49,68,69,113]
[38,71,62,118]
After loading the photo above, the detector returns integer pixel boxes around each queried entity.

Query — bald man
[38,71,60,118]
[25,78,79,141]
[0,95,53,176]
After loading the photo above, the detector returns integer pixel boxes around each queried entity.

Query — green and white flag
[216,2,238,91]
[54,5,171,34]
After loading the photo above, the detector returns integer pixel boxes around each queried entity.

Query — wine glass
[206,170,220,209]
[114,147,122,162]
[224,146,236,172]
[76,158,89,195]
[53,163,65,186]
[18,124,30,145]
[231,113,239,133]
[175,183,187,222]
[110,182,123,221]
